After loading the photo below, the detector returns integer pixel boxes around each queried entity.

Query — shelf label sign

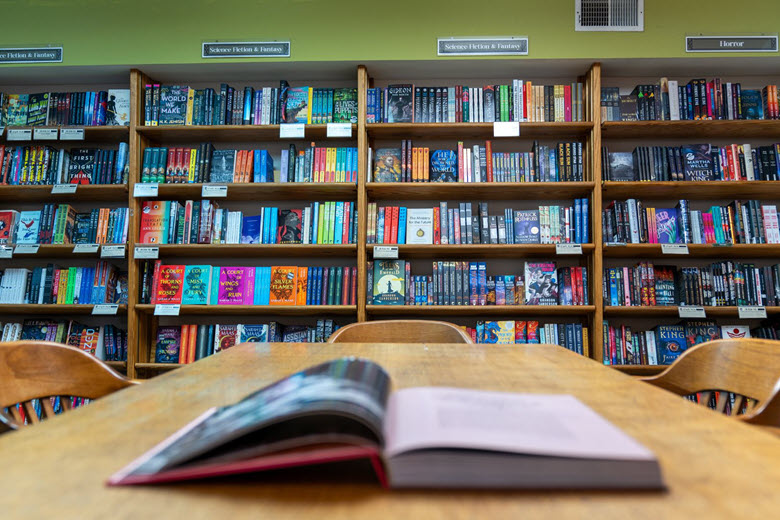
[51,184,77,194]
[662,244,689,255]
[34,127,58,140]
[605,242,627,247]
[6,128,32,141]
[326,123,352,138]
[202,41,290,58]
[101,245,126,258]
[738,306,767,319]
[438,37,528,56]
[493,121,520,137]
[73,243,100,254]
[133,183,158,197]
[373,246,399,259]
[678,306,706,318]
[60,128,84,140]
[555,243,582,255]
[202,185,228,198]
[14,244,39,254]
[134,246,159,259]
[0,47,63,63]
[0,246,12,259]
[92,304,119,315]
[280,123,305,138]
[686,35,778,53]
[155,304,181,316]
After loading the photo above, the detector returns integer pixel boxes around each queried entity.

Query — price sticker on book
[134,246,159,259]
[326,123,352,138]
[661,244,689,255]
[33,127,58,140]
[60,128,85,140]
[493,121,520,137]
[133,183,158,197]
[738,306,767,319]
[555,243,582,255]
[73,243,99,254]
[51,184,77,194]
[14,244,39,254]
[0,246,12,259]
[678,306,706,318]
[280,123,305,139]
[373,246,399,259]
[101,245,126,258]
[7,128,32,141]
[92,304,119,315]
[202,185,228,198]
[155,304,181,316]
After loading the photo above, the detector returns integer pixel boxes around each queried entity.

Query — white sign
[326,123,352,138]
[73,243,100,254]
[0,126,5,136]
[33,127,58,140]
[605,242,627,247]
[51,184,77,194]
[59,128,85,140]
[134,246,159,259]
[92,304,119,315]
[678,306,706,318]
[555,243,582,255]
[662,244,689,255]
[202,185,228,198]
[493,121,520,137]
[437,37,528,56]
[0,246,12,259]
[280,123,305,138]
[14,244,39,254]
[738,306,767,319]
[154,304,181,316]
[373,246,399,259]
[7,128,32,141]
[101,245,126,258]
[133,183,159,197]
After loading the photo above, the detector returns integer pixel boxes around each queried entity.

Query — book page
[384,387,655,461]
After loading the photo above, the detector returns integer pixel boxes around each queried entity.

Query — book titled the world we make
[109,358,664,490]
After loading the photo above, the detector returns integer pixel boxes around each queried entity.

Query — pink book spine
[242,267,256,305]
[564,85,572,122]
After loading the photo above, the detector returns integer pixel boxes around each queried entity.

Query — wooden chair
[327,320,474,344]
[642,338,780,427]
[0,341,138,431]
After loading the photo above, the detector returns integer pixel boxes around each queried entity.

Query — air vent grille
[576,0,644,31]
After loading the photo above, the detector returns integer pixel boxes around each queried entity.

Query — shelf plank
[0,244,123,259]
[1,126,129,143]
[604,306,780,317]
[602,120,780,139]
[610,365,667,376]
[366,243,595,258]
[136,124,357,143]
[104,361,127,371]
[0,304,127,315]
[367,122,594,139]
[366,305,595,316]
[153,244,356,258]
[602,243,780,258]
[135,363,181,371]
[0,184,128,203]
[603,181,780,200]
[367,182,595,200]
[135,304,356,316]
[152,182,357,201]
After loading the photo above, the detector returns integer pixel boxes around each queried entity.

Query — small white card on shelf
[155,304,181,316]
[73,243,99,253]
[661,244,689,255]
[326,123,352,138]
[7,128,32,141]
[51,184,77,194]
[92,304,119,315]
[555,243,582,255]
[373,246,399,259]
[605,242,627,247]
[493,121,520,137]
[678,306,706,318]
[202,185,228,198]
[101,245,126,258]
[738,306,767,319]
[14,244,39,254]
[0,246,12,259]
[34,127,58,140]
[133,183,158,197]
[60,128,85,140]
[280,123,305,138]
[134,246,159,259]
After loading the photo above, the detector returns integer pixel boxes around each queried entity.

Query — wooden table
[1,343,779,519]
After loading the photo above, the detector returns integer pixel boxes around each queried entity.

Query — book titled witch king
[109,358,663,490]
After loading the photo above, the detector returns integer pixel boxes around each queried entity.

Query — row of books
[367,82,585,123]
[144,84,358,126]
[600,80,775,121]
[602,320,748,366]
[138,200,355,245]
[1,90,130,127]
[604,262,780,307]
[369,260,588,306]
[154,320,340,363]
[0,207,129,245]
[140,262,357,306]
[603,143,780,182]
[464,320,586,350]
[0,144,129,186]
[367,201,589,245]
[0,319,127,361]
[0,262,125,305]
[602,199,780,245]
[370,141,584,183]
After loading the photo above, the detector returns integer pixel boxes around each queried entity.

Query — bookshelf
[3,60,780,379]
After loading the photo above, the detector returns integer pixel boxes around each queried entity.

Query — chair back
[327,320,474,344]
[642,338,780,426]
[0,341,137,429]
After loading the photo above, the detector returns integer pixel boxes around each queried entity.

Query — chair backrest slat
[22,401,40,425]
[328,320,474,344]
[40,398,55,420]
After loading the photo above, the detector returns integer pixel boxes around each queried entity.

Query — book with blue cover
[654,208,680,244]
[182,265,212,305]
[253,150,275,183]
[283,87,311,124]
[513,210,540,244]
[241,215,261,244]
[655,325,686,365]
[429,149,457,182]
[239,324,268,343]
[154,327,181,363]
[15,210,41,244]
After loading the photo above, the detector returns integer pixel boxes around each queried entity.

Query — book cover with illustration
[181,265,212,305]
[720,325,751,339]
[654,208,680,244]
[6,94,29,126]
[14,210,41,244]
[0,210,19,244]
[139,201,169,244]
[386,84,414,123]
[681,144,715,181]
[283,87,311,124]
[209,149,237,183]
[372,260,405,305]
[524,262,558,305]
[655,325,686,364]
[405,208,433,244]
[239,324,268,343]
[215,324,239,352]
[107,89,131,125]
[277,209,302,244]
[740,90,763,120]
[241,215,262,244]
[26,93,49,126]
[158,86,188,125]
[373,148,402,182]
[282,324,309,342]
[684,320,720,349]
[68,148,98,184]
[333,87,358,123]
[218,266,255,305]
[513,210,540,243]
[155,264,186,304]
[269,266,297,305]
[429,149,457,182]
[154,327,181,363]
[19,320,52,341]
[608,152,636,181]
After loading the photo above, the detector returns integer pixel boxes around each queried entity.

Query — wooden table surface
[1,343,779,519]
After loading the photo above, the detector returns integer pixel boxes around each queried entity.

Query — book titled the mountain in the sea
[109,358,664,490]
[373,260,405,305]
[681,144,715,181]
[429,149,457,182]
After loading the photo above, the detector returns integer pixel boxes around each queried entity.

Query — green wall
[1,0,779,66]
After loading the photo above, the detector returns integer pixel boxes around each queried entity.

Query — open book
[109,358,664,489]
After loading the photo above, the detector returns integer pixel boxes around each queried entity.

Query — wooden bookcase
[2,61,779,379]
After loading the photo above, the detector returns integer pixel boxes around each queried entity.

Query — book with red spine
[389,206,399,244]
[350,266,357,305]
[564,85,572,122]
[342,266,350,304]
[149,260,163,305]
[155,264,186,304]
[165,148,176,183]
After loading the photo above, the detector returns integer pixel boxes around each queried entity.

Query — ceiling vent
[575,0,644,31]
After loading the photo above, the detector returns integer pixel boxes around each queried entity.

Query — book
[106,89,131,126]
[386,84,414,123]
[681,144,715,181]
[720,325,751,339]
[181,265,212,305]
[654,208,680,244]
[373,260,405,305]
[683,320,720,349]
[158,86,188,125]
[217,267,255,305]
[14,210,41,244]
[283,87,310,124]
[513,210,540,244]
[26,93,49,126]
[139,201,169,244]
[68,148,98,184]
[277,209,302,244]
[607,153,635,181]
[6,94,29,126]
[154,327,181,363]
[655,325,686,364]
[405,208,433,244]
[239,324,268,343]
[209,149,237,183]
[154,264,186,304]
[429,149,457,182]
[269,266,297,305]
[0,211,19,244]
[524,262,558,305]
[108,358,663,489]
[333,88,358,123]
[373,149,402,182]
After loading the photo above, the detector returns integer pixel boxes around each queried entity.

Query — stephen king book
[655,325,686,364]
